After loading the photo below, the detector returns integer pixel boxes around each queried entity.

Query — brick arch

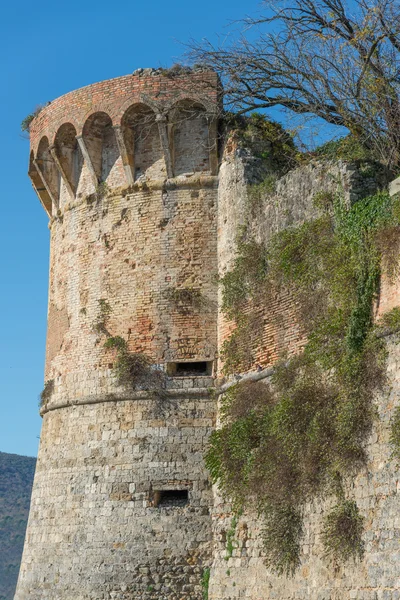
[165,95,216,115]
[36,136,60,206]
[28,150,52,215]
[120,102,166,181]
[48,115,81,149]
[79,107,115,136]
[168,99,211,176]
[54,123,83,194]
[81,111,120,183]
[115,95,162,125]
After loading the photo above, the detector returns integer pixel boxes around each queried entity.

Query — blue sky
[0,0,263,458]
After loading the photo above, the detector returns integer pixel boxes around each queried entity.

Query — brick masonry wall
[44,182,218,407]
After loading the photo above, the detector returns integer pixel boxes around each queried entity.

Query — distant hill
[0,452,36,600]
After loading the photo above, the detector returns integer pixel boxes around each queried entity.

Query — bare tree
[188,0,400,168]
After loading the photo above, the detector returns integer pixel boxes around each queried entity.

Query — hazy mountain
[0,452,36,600]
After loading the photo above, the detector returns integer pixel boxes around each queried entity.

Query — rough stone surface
[17,395,215,600]
[209,338,400,600]
[211,143,400,600]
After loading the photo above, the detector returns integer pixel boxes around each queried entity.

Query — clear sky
[0,0,262,458]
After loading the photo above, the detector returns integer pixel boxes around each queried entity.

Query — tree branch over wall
[188,0,400,168]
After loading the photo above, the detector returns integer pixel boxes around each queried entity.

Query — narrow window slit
[167,361,212,376]
[153,489,189,508]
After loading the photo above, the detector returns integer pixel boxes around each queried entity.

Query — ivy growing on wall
[207,189,400,575]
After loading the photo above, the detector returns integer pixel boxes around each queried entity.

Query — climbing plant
[92,301,165,396]
[207,189,400,574]
[39,379,55,409]
[104,336,165,395]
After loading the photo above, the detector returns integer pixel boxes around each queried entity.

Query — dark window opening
[167,361,212,377]
[153,489,189,508]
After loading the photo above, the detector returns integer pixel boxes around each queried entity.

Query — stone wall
[210,145,400,599]
[209,337,400,600]
[217,143,390,373]
[16,387,215,600]
[18,69,400,600]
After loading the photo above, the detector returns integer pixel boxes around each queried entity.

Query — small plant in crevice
[389,406,400,461]
[208,189,400,575]
[93,299,112,336]
[225,514,239,560]
[102,233,111,249]
[224,112,298,175]
[104,336,166,397]
[321,499,364,563]
[39,379,54,408]
[247,175,278,212]
[376,307,400,337]
[201,567,210,600]
[159,63,192,78]
[21,104,48,134]
[306,134,375,163]
[92,300,165,399]
[96,181,110,200]
[312,190,335,212]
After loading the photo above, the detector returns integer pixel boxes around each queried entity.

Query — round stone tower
[15,69,220,600]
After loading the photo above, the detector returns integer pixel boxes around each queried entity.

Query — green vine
[92,300,165,396]
[201,567,210,600]
[247,175,278,212]
[208,190,400,575]
[225,514,239,560]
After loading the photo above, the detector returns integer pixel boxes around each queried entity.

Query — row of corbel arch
[29,99,218,215]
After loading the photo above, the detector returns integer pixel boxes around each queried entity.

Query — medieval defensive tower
[15,69,221,600]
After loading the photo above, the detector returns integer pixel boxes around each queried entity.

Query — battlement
[28,70,220,215]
